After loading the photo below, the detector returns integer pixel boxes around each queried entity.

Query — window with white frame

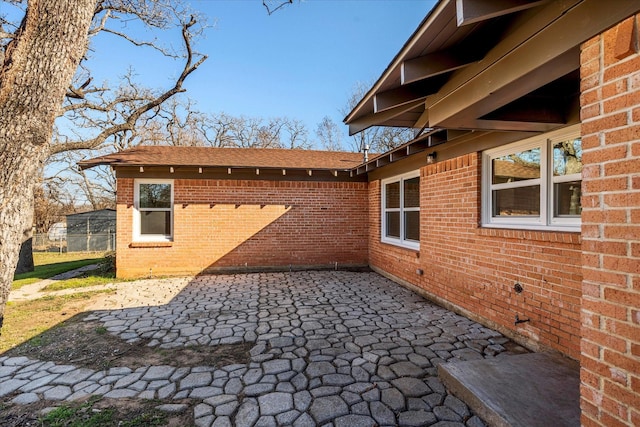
[134,179,173,241]
[381,172,420,249]
[482,125,582,231]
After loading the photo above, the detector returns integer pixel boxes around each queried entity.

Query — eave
[353,128,471,175]
[344,0,640,139]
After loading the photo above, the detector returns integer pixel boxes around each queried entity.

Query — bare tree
[33,181,76,234]
[281,118,311,149]
[48,100,315,223]
[133,106,313,149]
[316,116,347,152]
[0,0,207,331]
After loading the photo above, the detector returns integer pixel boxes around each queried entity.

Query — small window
[134,179,173,241]
[482,125,581,231]
[552,139,583,219]
[381,172,420,249]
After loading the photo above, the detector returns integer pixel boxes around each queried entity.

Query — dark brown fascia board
[456,0,549,26]
[407,139,430,155]
[78,159,112,170]
[116,165,357,174]
[344,0,546,125]
[374,76,449,113]
[429,0,640,129]
[453,119,562,133]
[431,45,579,129]
[365,129,532,181]
[353,128,473,175]
[428,23,581,127]
[344,0,453,125]
[401,49,483,85]
[480,93,571,124]
[115,165,368,182]
[374,87,428,114]
[86,158,362,176]
[426,0,581,111]
[348,99,426,136]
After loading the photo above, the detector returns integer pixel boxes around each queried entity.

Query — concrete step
[438,352,580,427]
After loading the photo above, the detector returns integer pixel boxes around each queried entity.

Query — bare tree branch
[262,0,294,15]
[99,27,180,57]
[88,9,111,36]
[49,16,207,156]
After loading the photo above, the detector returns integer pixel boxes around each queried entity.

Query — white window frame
[381,171,420,250]
[133,178,174,242]
[482,125,581,232]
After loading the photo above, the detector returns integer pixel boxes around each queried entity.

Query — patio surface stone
[1,271,531,426]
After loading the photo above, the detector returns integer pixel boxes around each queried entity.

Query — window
[381,172,420,249]
[482,125,581,231]
[134,179,173,241]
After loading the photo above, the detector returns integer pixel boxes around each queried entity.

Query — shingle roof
[493,159,540,180]
[79,146,366,171]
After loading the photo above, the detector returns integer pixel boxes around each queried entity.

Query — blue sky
[89,0,436,144]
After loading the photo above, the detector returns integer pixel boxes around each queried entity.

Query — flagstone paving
[1,271,522,426]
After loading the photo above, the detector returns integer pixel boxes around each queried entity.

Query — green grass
[39,396,167,427]
[42,253,122,292]
[0,290,115,353]
[34,251,106,266]
[42,273,116,291]
[12,252,107,290]
[41,396,116,427]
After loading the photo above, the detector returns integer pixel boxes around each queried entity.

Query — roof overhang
[353,128,471,175]
[345,0,640,139]
[77,147,372,181]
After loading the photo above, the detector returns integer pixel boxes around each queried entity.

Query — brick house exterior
[115,178,369,277]
[81,147,369,278]
[343,2,639,425]
[579,16,640,427]
[367,153,583,359]
[82,2,640,425]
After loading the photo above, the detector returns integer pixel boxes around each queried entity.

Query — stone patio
[2,271,536,426]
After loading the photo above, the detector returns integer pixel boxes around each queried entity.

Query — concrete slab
[438,352,580,427]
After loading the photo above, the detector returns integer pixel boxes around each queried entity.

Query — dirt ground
[1,281,252,426]
[0,396,195,427]
[3,314,252,371]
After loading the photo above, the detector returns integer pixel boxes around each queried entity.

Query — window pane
[141,211,171,235]
[553,138,582,176]
[140,183,171,209]
[386,212,400,238]
[492,185,540,217]
[555,180,582,216]
[492,148,541,184]
[385,182,400,208]
[404,177,420,208]
[405,211,420,241]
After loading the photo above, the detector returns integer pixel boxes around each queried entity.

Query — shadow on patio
[2,270,579,426]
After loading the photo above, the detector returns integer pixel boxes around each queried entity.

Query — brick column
[580,15,640,427]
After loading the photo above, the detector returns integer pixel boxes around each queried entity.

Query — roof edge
[343,0,451,125]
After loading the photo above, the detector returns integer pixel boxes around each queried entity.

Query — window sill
[129,241,173,248]
[476,226,580,244]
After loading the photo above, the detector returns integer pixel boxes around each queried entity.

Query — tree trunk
[15,204,35,275]
[0,0,96,331]
[15,239,35,275]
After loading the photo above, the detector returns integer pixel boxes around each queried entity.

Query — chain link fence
[33,232,116,253]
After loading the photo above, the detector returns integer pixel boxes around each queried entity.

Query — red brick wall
[369,153,583,358]
[116,178,368,278]
[580,15,640,427]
